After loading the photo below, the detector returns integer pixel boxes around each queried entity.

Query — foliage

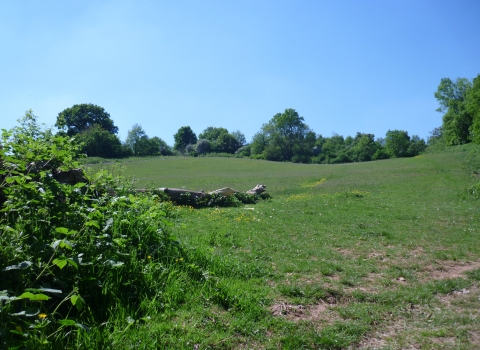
[125,123,146,155]
[56,104,118,136]
[231,130,247,146]
[385,130,411,157]
[125,124,172,156]
[235,145,251,157]
[427,126,446,148]
[0,114,212,348]
[169,191,270,208]
[197,127,242,154]
[254,109,313,161]
[198,127,229,142]
[173,126,197,153]
[75,124,129,158]
[216,133,241,153]
[195,139,211,154]
[347,132,380,162]
[435,77,474,145]
[466,74,480,144]
[151,136,173,156]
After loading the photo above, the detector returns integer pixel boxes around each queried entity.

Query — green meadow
[88,144,480,349]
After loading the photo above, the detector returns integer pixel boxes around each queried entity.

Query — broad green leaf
[74,182,86,188]
[66,259,78,269]
[16,292,50,301]
[58,319,76,326]
[16,292,35,300]
[55,227,69,234]
[71,295,85,311]
[32,294,50,301]
[53,259,67,269]
[5,177,18,184]
[85,220,100,229]
[59,240,73,250]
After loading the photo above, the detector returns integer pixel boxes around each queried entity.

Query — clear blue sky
[1,0,479,146]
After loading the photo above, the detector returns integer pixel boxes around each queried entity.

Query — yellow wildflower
[38,313,47,319]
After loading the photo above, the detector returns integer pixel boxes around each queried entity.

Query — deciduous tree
[75,124,126,158]
[56,104,118,136]
[261,109,312,161]
[174,126,197,152]
[435,78,473,145]
[385,130,411,157]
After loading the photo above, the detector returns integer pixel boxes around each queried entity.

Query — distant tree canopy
[126,124,172,156]
[248,108,426,164]
[174,126,197,152]
[75,124,128,158]
[434,74,480,146]
[466,75,480,144]
[250,109,314,161]
[196,126,242,154]
[56,104,118,136]
[198,127,229,142]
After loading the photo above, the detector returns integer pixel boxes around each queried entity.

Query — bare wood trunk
[246,184,266,195]
[158,188,206,201]
[208,187,237,196]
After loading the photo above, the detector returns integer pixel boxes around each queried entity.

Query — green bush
[0,114,199,348]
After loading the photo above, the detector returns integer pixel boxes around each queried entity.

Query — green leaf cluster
[0,112,189,347]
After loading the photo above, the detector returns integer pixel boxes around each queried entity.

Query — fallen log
[157,185,267,203]
[246,184,266,195]
[208,187,237,196]
[158,188,206,201]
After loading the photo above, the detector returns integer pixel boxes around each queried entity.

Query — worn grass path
[91,145,480,349]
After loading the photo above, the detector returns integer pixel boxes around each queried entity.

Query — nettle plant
[0,112,182,348]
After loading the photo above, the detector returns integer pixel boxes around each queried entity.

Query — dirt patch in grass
[353,282,480,349]
[429,282,480,348]
[422,260,480,280]
[270,297,342,325]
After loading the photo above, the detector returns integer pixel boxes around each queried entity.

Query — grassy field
[88,145,480,349]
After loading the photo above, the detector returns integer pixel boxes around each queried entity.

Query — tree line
[55,72,480,166]
[54,104,428,163]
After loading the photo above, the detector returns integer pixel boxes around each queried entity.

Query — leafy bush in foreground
[0,114,205,348]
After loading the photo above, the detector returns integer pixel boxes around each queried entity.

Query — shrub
[0,114,191,348]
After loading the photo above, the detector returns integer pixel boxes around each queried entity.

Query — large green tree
[173,126,197,152]
[465,74,480,144]
[125,124,146,156]
[231,130,246,146]
[435,77,473,145]
[260,109,312,161]
[385,130,411,157]
[216,133,241,153]
[75,124,127,158]
[125,124,171,156]
[56,104,118,136]
[348,132,380,162]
